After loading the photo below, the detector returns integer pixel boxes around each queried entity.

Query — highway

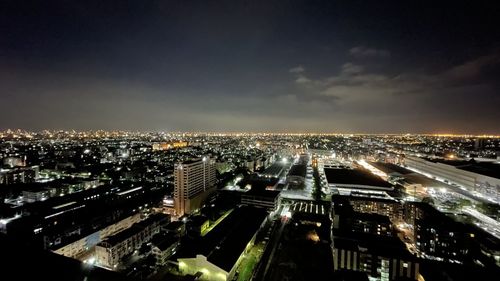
[462,206,500,239]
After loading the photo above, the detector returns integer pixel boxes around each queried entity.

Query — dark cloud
[349,46,391,58]
[286,50,500,133]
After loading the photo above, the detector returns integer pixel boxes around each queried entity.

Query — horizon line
[1,129,500,138]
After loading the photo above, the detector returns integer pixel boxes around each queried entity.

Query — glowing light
[217,272,227,280]
[117,186,143,196]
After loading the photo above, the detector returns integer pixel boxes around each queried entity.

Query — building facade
[95,214,169,268]
[53,213,142,258]
[333,244,420,281]
[174,158,216,216]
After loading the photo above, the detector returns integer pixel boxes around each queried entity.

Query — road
[462,206,500,239]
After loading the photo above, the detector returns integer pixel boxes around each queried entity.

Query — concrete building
[22,188,50,202]
[404,156,500,203]
[152,234,180,267]
[404,202,474,263]
[323,167,393,194]
[95,214,169,268]
[352,212,394,237]
[0,167,37,185]
[241,189,281,211]
[174,158,217,216]
[53,213,142,258]
[343,196,404,222]
[333,235,420,281]
[177,206,268,281]
[187,215,210,237]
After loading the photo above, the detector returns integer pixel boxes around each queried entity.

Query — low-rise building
[95,214,169,268]
[187,215,210,237]
[53,213,142,258]
[177,206,268,281]
[241,189,281,211]
[152,234,180,267]
[164,220,186,238]
[23,188,50,202]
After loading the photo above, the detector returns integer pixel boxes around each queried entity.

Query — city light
[0,130,499,279]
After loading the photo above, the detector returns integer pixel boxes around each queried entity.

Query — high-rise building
[174,157,216,216]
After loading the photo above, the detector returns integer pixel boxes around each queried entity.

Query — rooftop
[176,206,268,272]
[368,162,413,175]
[164,220,185,231]
[100,214,168,247]
[100,224,143,247]
[260,162,284,177]
[402,173,449,188]
[152,233,178,251]
[288,164,307,178]
[242,188,281,199]
[333,232,413,259]
[324,168,392,189]
[188,215,209,227]
[425,158,500,179]
[176,158,208,166]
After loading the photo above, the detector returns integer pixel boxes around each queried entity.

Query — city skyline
[2,129,500,138]
[1,132,499,281]
[2,1,500,133]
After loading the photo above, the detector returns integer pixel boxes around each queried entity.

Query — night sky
[1,0,500,133]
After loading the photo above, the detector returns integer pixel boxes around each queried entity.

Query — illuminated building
[152,141,188,151]
[404,156,500,203]
[53,213,142,258]
[174,157,216,216]
[405,203,474,263]
[332,235,420,281]
[323,167,393,195]
[177,206,267,281]
[344,196,404,222]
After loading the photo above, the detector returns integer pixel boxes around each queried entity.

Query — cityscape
[1,1,500,281]
[1,131,499,280]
